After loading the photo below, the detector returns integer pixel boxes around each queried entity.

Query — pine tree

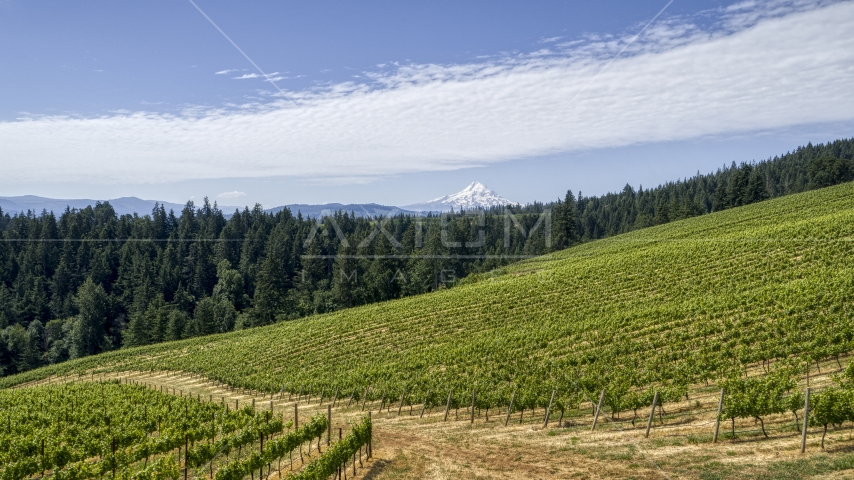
[808,156,853,189]
[69,278,109,359]
[251,224,293,325]
[726,164,752,207]
[2,324,37,373]
[553,190,578,250]
[165,310,188,341]
[744,167,770,204]
[213,299,237,332]
[186,297,217,338]
[0,285,13,329]
[123,310,150,347]
[212,260,246,310]
[332,243,360,309]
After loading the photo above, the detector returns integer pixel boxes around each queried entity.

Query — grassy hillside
[4,182,854,413]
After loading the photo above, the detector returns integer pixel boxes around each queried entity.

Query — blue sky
[1,0,853,208]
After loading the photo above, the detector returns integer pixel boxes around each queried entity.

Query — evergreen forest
[1,138,852,377]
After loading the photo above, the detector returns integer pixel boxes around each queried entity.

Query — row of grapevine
[214,414,328,480]
[289,416,371,480]
[804,363,854,449]
[3,184,850,419]
[2,183,854,454]
[0,381,295,480]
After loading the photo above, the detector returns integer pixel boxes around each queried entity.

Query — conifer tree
[744,167,770,204]
[69,278,108,359]
[808,155,853,189]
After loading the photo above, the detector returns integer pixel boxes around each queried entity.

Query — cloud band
[1,1,853,184]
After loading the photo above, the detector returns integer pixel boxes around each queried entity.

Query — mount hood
[402,182,514,212]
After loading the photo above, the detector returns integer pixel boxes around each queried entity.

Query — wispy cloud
[231,72,283,81]
[215,69,238,75]
[218,191,246,199]
[1,1,853,185]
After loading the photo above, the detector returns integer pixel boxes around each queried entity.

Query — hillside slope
[4,183,854,413]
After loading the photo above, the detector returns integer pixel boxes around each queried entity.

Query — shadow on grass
[361,459,391,479]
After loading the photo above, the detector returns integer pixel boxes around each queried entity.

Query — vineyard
[2,182,854,476]
[0,380,371,480]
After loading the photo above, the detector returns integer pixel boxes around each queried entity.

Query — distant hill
[0,196,417,219]
[269,203,417,218]
[0,195,242,217]
[6,181,853,403]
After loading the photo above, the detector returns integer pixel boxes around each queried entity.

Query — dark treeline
[570,139,854,239]
[0,138,852,376]
[0,199,563,376]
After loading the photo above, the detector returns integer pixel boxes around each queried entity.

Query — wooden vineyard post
[361,386,369,411]
[294,404,299,429]
[543,389,556,428]
[270,400,274,412]
[184,434,189,480]
[420,390,430,418]
[505,390,516,427]
[235,399,239,411]
[713,389,724,443]
[470,388,476,424]
[806,360,810,387]
[332,387,339,408]
[444,390,453,421]
[338,428,343,479]
[591,389,606,432]
[252,398,255,410]
[646,391,659,439]
[801,388,811,453]
[397,389,407,416]
[368,411,373,458]
[327,404,332,446]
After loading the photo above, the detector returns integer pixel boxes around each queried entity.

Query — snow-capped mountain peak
[402,182,514,212]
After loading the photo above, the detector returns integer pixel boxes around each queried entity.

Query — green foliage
[809,388,853,429]
[2,139,852,376]
[0,381,273,480]
[69,279,109,359]
[213,414,327,480]
[1,198,559,376]
[808,386,854,448]
[289,416,371,480]
[720,368,795,435]
[808,155,853,190]
[125,456,179,480]
[4,183,854,424]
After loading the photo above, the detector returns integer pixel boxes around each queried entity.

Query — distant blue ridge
[0,196,421,219]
